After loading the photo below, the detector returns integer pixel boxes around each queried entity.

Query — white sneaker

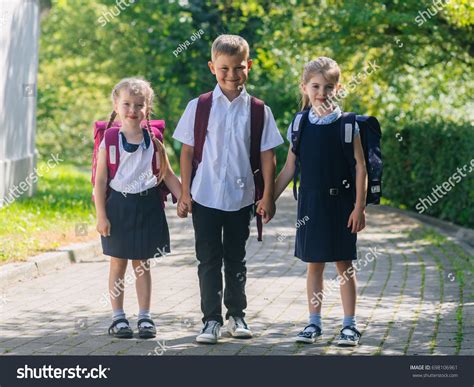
[227,316,253,338]
[196,320,221,344]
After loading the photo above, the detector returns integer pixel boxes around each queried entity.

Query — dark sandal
[137,318,156,339]
[337,325,361,346]
[108,318,133,339]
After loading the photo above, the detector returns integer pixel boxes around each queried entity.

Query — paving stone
[0,190,471,356]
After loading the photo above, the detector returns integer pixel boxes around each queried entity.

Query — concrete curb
[0,240,104,288]
[372,205,474,256]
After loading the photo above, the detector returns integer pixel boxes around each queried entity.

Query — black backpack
[290,110,382,205]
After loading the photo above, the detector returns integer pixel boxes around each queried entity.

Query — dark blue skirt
[295,187,357,262]
[101,187,170,260]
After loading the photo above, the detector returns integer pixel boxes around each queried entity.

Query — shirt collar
[119,128,150,151]
[213,83,249,103]
[308,105,342,125]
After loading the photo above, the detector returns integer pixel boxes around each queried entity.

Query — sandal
[137,318,156,339]
[295,324,322,344]
[337,325,361,346]
[108,318,133,339]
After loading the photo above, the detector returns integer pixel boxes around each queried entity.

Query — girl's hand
[177,200,189,218]
[347,206,366,234]
[96,216,111,237]
[178,192,192,217]
[256,197,275,224]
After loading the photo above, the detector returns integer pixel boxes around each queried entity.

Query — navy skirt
[101,187,170,260]
[295,188,357,262]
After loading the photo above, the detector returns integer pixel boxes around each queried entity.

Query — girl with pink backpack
[94,77,181,339]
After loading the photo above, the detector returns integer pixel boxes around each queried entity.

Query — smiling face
[114,89,147,126]
[302,73,340,115]
[208,53,252,99]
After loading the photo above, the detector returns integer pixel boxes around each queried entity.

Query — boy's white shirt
[173,84,284,211]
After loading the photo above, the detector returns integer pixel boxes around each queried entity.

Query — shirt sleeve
[172,98,198,146]
[260,105,284,152]
[99,138,105,149]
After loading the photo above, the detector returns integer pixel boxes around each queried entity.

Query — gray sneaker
[196,320,221,344]
[227,316,253,338]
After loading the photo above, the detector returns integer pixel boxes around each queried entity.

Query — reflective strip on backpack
[109,145,117,165]
[292,113,303,133]
[371,185,381,193]
[345,123,353,143]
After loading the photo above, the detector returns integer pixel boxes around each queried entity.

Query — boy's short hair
[211,34,250,61]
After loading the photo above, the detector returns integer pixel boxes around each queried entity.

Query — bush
[383,117,474,228]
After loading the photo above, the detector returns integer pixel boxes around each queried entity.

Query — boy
[173,34,283,344]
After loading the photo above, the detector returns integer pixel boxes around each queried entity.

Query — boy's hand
[96,216,111,237]
[347,206,366,233]
[178,192,192,218]
[177,200,189,218]
[256,197,276,224]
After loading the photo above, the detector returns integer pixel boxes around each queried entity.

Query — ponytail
[106,111,117,129]
[300,94,311,111]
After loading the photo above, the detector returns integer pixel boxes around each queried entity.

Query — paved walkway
[0,190,472,356]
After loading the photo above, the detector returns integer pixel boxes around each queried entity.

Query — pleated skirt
[101,187,170,260]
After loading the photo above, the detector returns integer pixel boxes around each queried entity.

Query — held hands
[96,216,111,237]
[347,206,366,234]
[177,192,193,218]
[256,196,276,224]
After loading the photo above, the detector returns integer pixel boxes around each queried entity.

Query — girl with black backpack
[274,57,369,346]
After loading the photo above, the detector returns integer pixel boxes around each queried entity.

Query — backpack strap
[147,125,178,207]
[291,109,310,200]
[192,91,213,180]
[193,92,266,241]
[147,126,163,177]
[104,127,121,180]
[249,96,265,242]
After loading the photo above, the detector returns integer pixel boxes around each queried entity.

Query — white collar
[213,83,249,103]
[308,106,342,124]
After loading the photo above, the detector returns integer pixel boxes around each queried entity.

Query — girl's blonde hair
[300,57,341,110]
[106,77,169,184]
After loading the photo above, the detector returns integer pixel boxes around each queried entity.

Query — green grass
[0,163,96,264]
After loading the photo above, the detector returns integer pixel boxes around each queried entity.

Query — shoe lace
[203,321,219,334]
[234,317,248,329]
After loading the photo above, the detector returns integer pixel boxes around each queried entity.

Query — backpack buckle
[329,188,339,196]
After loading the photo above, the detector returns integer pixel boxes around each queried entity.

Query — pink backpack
[91,120,176,207]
